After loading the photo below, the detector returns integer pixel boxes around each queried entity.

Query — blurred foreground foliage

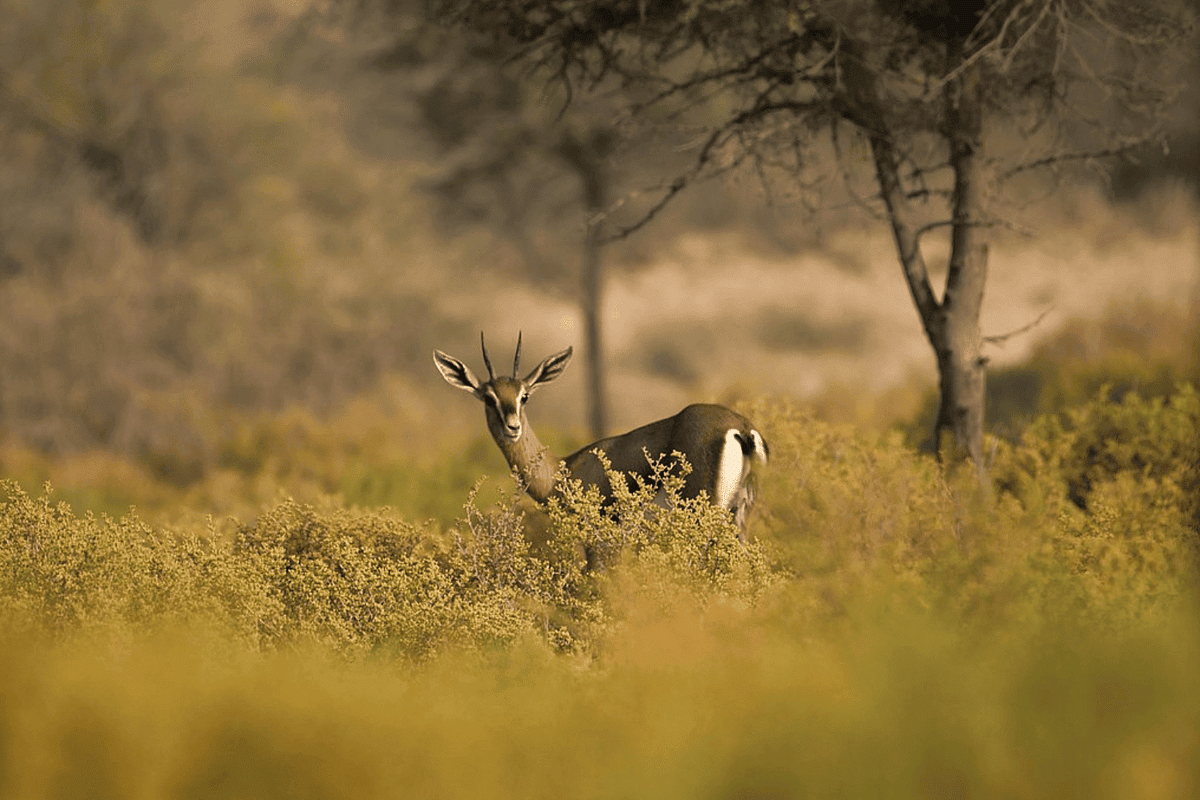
[0,378,1197,798]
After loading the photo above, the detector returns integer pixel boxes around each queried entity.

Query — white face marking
[482,382,527,441]
[714,429,746,511]
[503,411,521,435]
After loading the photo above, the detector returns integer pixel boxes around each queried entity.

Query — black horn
[480,331,495,380]
[513,331,523,377]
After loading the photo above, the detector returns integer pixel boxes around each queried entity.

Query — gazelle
[433,333,768,529]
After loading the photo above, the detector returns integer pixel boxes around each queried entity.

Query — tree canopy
[440,0,1188,227]
[437,0,1194,461]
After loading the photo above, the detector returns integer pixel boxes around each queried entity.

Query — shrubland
[0,377,1196,798]
[0,0,1197,793]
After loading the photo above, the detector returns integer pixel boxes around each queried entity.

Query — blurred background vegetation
[0,0,1197,796]
[0,0,1193,522]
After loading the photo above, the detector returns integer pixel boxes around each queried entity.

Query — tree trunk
[860,51,988,466]
[936,51,988,466]
[581,195,607,439]
[558,130,612,440]
[933,272,987,464]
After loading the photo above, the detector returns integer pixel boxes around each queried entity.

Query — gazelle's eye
[519,392,530,404]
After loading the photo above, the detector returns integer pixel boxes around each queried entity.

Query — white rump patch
[714,429,748,511]
[750,429,768,464]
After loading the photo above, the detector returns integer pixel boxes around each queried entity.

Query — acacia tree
[437,0,1192,463]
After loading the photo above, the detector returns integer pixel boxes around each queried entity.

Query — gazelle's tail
[721,426,769,532]
[735,427,769,465]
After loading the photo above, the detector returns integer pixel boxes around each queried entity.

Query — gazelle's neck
[491,412,561,502]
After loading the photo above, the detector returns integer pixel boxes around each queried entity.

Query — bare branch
[996,140,1163,182]
[913,219,955,245]
[870,133,941,325]
[927,0,1052,98]
[1078,0,1167,46]
[630,35,799,114]
[599,98,822,242]
[831,119,885,221]
[925,36,999,99]
[597,174,688,243]
[983,306,1055,346]
[914,216,1035,244]
[999,0,1055,73]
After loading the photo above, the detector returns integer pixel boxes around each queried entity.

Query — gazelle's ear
[524,347,573,391]
[434,351,482,393]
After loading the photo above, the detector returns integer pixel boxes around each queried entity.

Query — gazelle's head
[434,333,573,443]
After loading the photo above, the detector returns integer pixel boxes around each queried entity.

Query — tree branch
[599,98,823,243]
[630,35,801,114]
[983,306,1055,346]
[870,133,941,329]
[996,140,1166,182]
[831,119,885,221]
[833,36,941,329]
[597,174,688,243]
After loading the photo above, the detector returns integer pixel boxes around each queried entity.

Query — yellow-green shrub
[0,481,268,646]
[232,500,468,659]
[991,384,1199,623]
[747,389,1197,632]
[914,299,1199,442]
[0,456,785,660]
[1,385,1199,799]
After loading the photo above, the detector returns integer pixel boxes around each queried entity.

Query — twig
[997,141,1159,181]
[1000,0,1055,73]
[599,99,818,242]
[598,175,689,242]
[983,306,1055,346]
[832,119,886,221]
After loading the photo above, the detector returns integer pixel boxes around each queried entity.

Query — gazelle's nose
[503,417,521,439]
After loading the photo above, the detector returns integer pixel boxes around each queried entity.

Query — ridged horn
[480,331,495,380]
